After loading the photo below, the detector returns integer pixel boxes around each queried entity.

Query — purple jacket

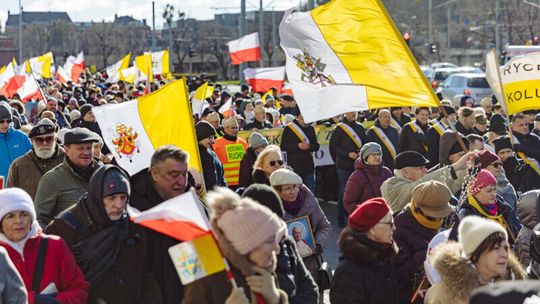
[343,158,393,215]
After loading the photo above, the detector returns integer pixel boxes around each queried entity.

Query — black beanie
[102,168,130,198]
[493,136,513,153]
[448,137,469,156]
[242,184,285,218]
[489,113,507,134]
[195,121,216,142]
[80,104,93,119]
[443,105,456,115]
[0,102,13,121]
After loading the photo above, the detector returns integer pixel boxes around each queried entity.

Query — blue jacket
[0,126,32,185]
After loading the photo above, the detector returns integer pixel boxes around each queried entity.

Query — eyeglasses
[0,119,12,124]
[378,221,395,227]
[33,136,55,144]
[278,184,298,194]
[269,160,284,167]
[489,162,503,168]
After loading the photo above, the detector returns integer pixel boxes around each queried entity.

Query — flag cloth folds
[17,73,45,103]
[107,53,131,83]
[191,82,213,117]
[486,49,540,115]
[244,67,285,93]
[146,50,170,76]
[227,32,262,65]
[135,53,153,82]
[27,52,53,79]
[279,0,439,123]
[119,65,138,84]
[57,66,70,84]
[63,51,84,83]
[93,79,202,176]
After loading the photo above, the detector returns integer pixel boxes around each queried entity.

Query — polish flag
[64,51,84,83]
[218,98,235,118]
[0,63,26,98]
[227,32,261,65]
[281,82,293,96]
[57,66,70,84]
[243,66,286,93]
[127,190,210,242]
[17,74,45,103]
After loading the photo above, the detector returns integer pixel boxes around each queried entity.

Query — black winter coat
[198,144,226,190]
[514,132,540,163]
[397,121,429,158]
[329,119,367,170]
[238,147,258,188]
[366,121,399,170]
[280,120,320,178]
[503,156,540,194]
[244,119,273,130]
[330,228,399,304]
[426,120,449,167]
[455,121,476,136]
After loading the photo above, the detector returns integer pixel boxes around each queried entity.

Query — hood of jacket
[518,190,540,229]
[338,227,398,265]
[432,241,526,303]
[438,131,461,165]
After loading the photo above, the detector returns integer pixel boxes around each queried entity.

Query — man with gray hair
[7,118,65,200]
[366,109,399,170]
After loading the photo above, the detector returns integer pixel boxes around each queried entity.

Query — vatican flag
[135,53,153,82]
[146,50,170,76]
[107,53,131,83]
[280,0,439,123]
[93,79,201,176]
[26,52,53,79]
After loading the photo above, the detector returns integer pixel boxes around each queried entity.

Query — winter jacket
[129,169,194,304]
[397,121,429,158]
[391,113,411,128]
[280,120,320,179]
[238,147,258,188]
[6,144,65,200]
[0,234,89,304]
[330,228,399,304]
[343,158,393,215]
[503,156,540,195]
[381,165,464,213]
[426,119,450,167]
[0,246,27,303]
[425,242,526,304]
[34,158,101,228]
[366,121,399,170]
[0,126,32,186]
[496,173,517,211]
[513,132,540,163]
[394,207,441,303]
[454,120,476,136]
[198,144,226,190]
[282,186,332,251]
[252,168,271,186]
[514,190,540,266]
[276,237,318,304]
[458,195,521,241]
[329,118,367,170]
[244,119,273,130]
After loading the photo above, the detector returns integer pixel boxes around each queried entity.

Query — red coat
[0,234,88,304]
[343,159,393,215]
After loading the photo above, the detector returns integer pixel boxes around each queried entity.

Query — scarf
[283,187,306,216]
[409,202,443,230]
[67,157,96,183]
[467,194,506,227]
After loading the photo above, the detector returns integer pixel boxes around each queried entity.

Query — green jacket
[35,158,101,227]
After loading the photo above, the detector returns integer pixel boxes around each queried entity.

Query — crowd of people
[1,70,540,303]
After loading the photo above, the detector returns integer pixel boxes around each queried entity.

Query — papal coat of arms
[112,123,140,162]
[294,49,336,87]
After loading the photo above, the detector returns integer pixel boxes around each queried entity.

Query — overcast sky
[0,0,299,30]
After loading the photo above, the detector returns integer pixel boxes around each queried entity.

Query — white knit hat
[458,215,508,259]
[0,188,37,226]
[269,168,303,187]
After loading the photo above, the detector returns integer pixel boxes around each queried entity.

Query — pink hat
[208,188,286,255]
[469,169,497,195]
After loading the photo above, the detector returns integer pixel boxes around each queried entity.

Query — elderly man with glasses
[0,102,32,187]
[6,119,65,200]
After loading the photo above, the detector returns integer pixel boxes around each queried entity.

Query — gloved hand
[246,266,281,304]
[35,293,59,304]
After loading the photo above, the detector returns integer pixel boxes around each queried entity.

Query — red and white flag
[17,74,45,103]
[218,98,235,118]
[281,82,293,96]
[64,51,84,83]
[244,66,286,93]
[0,63,26,98]
[127,190,209,242]
[227,32,261,65]
[57,66,70,84]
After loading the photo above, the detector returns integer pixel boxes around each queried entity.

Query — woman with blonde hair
[252,145,285,186]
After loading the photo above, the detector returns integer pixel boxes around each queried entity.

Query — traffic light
[403,32,410,46]
[430,43,437,54]
[188,46,195,58]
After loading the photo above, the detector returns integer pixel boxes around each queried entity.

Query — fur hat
[207,187,286,255]
[458,215,507,259]
[269,168,303,187]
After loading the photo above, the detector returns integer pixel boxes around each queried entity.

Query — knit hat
[469,169,497,195]
[195,121,216,141]
[348,197,391,232]
[479,150,500,169]
[0,102,12,121]
[79,104,93,119]
[69,110,81,122]
[395,151,430,170]
[0,188,36,226]
[411,181,452,218]
[242,184,284,217]
[458,215,507,259]
[222,116,238,128]
[489,114,507,134]
[102,168,131,198]
[29,118,56,138]
[493,136,513,153]
[360,142,382,162]
[269,168,303,187]
[249,132,268,149]
[443,105,456,115]
[208,187,286,255]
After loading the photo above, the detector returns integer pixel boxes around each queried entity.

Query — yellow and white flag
[135,54,153,82]
[146,50,170,76]
[485,49,540,115]
[93,79,201,176]
[107,53,131,83]
[191,82,213,117]
[26,52,53,79]
[279,0,439,123]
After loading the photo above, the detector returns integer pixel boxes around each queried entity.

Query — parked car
[437,73,492,106]
[430,62,459,69]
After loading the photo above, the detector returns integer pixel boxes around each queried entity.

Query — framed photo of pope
[286,216,316,258]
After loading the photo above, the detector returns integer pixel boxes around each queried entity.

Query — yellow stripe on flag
[136,53,153,82]
[309,0,438,109]
[194,82,213,101]
[192,234,226,276]
[138,79,201,172]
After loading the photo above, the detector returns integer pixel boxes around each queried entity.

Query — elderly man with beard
[6,119,64,200]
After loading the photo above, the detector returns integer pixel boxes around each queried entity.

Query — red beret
[349,197,391,232]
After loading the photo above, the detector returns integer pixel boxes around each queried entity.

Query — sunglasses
[33,136,55,144]
[490,162,503,168]
[269,160,284,167]
[0,119,12,124]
